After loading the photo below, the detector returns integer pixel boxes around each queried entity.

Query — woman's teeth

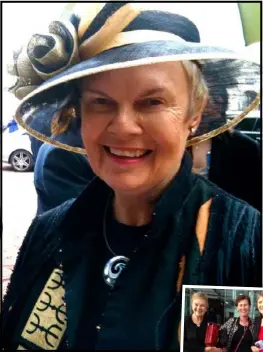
[108,147,148,158]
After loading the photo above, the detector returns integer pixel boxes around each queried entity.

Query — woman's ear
[188,95,208,135]
[189,114,202,135]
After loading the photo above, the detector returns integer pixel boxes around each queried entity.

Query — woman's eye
[84,97,116,112]
[93,98,112,105]
[138,98,164,109]
[145,99,163,106]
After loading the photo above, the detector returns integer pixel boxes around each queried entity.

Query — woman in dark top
[251,292,263,352]
[184,292,222,352]
[1,3,261,351]
[220,294,254,352]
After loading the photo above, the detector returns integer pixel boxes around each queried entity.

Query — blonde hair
[182,60,209,117]
[257,291,263,303]
[191,292,209,307]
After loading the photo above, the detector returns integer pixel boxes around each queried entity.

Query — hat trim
[15,93,260,154]
[80,30,186,59]
[79,3,143,58]
[78,3,106,40]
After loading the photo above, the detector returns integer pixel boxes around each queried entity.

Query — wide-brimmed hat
[7,3,260,153]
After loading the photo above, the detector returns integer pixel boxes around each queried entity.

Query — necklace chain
[103,193,117,256]
[103,193,152,257]
[102,194,152,288]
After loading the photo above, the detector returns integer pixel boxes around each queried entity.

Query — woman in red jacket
[251,292,263,352]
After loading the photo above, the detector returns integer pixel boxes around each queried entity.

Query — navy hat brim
[14,39,260,153]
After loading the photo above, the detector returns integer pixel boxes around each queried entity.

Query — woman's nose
[107,106,143,136]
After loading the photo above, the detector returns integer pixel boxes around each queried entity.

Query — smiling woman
[252,292,263,352]
[219,295,254,352]
[184,292,216,352]
[2,3,261,351]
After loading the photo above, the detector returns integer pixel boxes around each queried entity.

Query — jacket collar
[152,151,194,234]
[60,151,194,240]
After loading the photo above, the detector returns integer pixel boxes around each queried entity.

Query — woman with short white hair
[184,292,223,352]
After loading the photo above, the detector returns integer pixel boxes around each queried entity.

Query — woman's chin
[108,181,146,194]
[98,172,150,193]
[194,313,204,318]
[240,313,249,318]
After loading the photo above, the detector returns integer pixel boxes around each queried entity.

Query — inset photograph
[181,285,263,352]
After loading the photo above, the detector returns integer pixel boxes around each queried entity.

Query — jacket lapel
[59,177,111,348]
[63,248,91,348]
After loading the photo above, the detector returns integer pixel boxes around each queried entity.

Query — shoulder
[35,144,92,181]
[184,315,193,327]
[35,197,76,230]
[35,143,55,161]
[229,130,260,161]
[10,198,76,270]
[3,198,76,307]
[221,317,236,329]
[253,315,262,325]
[208,180,260,246]
[37,143,87,164]
[215,130,259,149]
[199,174,260,216]
[184,174,260,235]
[196,177,261,279]
[212,130,260,164]
[17,198,77,256]
[32,176,105,236]
[231,130,259,147]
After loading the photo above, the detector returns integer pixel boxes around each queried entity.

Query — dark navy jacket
[2,154,261,351]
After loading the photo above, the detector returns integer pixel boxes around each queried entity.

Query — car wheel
[10,149,34,172]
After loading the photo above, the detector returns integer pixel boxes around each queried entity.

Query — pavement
[2,164,37,296]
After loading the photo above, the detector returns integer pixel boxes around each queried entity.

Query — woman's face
[237,299,250,318]
[257,297,263,315]
[81,62,201,197]
[192,298,208,318]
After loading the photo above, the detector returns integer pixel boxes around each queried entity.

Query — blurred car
[2,128,34,172]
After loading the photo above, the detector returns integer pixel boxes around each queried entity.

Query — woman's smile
[103,145,153,166]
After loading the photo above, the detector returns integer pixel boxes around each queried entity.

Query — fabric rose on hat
[7,13,80,100]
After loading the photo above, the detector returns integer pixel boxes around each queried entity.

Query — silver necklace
[103,194,130,288]
[102,194,151,288]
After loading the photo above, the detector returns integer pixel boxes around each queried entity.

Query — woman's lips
[104,146,152,165]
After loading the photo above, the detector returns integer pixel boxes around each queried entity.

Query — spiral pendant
[103,256,129,287]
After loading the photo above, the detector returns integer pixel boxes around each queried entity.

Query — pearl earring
[191,128,196,135]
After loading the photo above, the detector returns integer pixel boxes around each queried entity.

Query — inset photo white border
[180,285,263,352]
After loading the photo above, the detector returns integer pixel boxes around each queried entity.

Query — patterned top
[220,317,254,352]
